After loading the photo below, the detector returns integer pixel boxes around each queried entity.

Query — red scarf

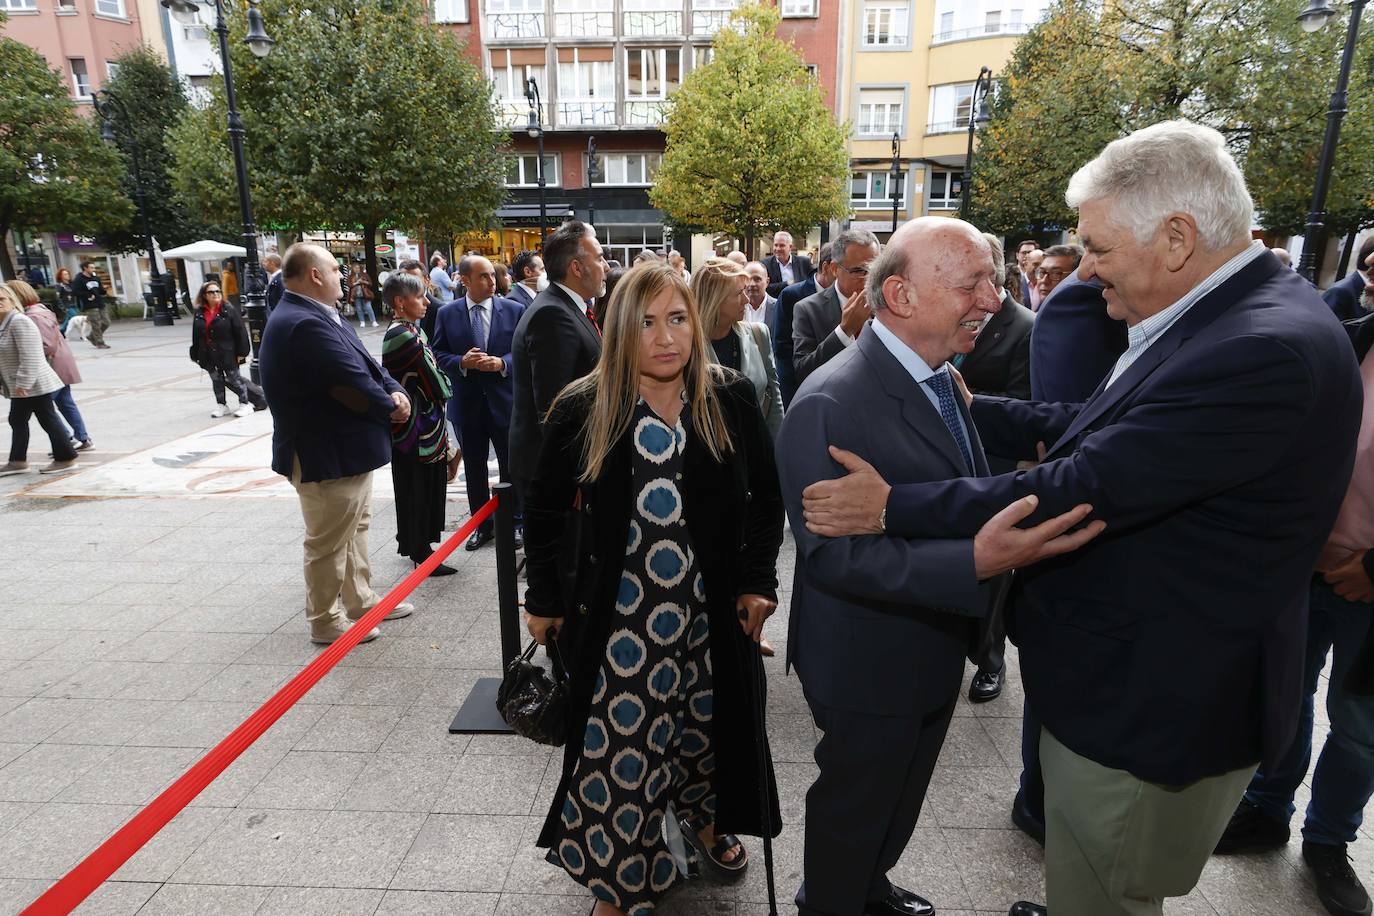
[203,302,220,345]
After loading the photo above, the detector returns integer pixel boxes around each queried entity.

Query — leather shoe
[1011,791,1045,847]
[969,664,1004,702]
[1213,798,1289,854]
[865,884,934,916]
[465,528,494,551]
[1008,903,1047,916]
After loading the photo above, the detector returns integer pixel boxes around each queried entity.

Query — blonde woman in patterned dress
[523,261,785,915]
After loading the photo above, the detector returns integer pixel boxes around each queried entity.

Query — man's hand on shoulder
[973,495,1105,579]
[1324,550,1374,603]
[802,446,891,536]
[390,391,411,422]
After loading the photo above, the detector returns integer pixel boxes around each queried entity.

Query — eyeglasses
[1035,269,1071,282]
[205,289,222,294]
[839,265,870,278]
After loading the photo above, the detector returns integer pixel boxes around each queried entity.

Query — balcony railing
[557,100,617,127]
[623,8,682,34]
[554,10,613,35]
[496,99,548,129]
[925,119,968,135]
[932,22,1031,44]
[486,11,545,38]
[691,6,735,34]
[624,99,670,125]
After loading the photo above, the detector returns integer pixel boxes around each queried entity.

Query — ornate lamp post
[1295,0,1367,283]
[889,132,902,234]
[586,136,601,231]
[959,66,994,220]
[93,88,174,326]
[161,0,274,379]
[525,79,549,245]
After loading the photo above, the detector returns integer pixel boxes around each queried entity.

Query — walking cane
[747,640,779,915]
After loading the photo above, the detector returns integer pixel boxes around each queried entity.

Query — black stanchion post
[450,485,520,734]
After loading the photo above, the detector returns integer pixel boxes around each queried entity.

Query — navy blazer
[1323,269,1366,323]
[880,251,1363,785]
[1029,273,1128,403]
[259,290,403,483]
[772,275,815,407]
[508,283,536,308]
[430,295,524,432]
[763,253,814,299]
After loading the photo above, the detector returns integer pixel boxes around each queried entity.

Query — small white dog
[65,314,89,341]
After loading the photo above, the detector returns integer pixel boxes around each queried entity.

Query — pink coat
[24,305,81,386]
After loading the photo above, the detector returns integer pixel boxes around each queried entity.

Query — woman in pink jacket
[7,280,93,451]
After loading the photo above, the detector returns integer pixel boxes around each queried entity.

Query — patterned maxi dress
[551,398,716,914]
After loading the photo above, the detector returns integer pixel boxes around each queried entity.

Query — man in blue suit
[431,254,525,551]
[259,244,414,645]
[773,242,833,407]
[800,121,1363,916]
[1324,237,1374,323]
[508,249,543,308]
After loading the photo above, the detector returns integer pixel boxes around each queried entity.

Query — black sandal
[679,815,749,878]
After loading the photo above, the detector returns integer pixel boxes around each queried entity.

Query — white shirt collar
[871,316,942,385]
[554,282,588,315]
[468,296,491,311]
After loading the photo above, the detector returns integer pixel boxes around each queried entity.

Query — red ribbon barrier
[23,495,500,915]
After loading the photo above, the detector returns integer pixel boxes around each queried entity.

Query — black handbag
[497,638,569,746]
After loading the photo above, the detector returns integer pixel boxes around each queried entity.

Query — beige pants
[1040,727,1255,916]
[290,459,380,631]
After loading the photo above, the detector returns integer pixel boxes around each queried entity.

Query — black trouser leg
[458,413,493,534]
[10,395,77,462]
[210,368,228,404]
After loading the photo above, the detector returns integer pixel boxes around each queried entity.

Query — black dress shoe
[1303,840,1372,916]
[969,664,1005,702]
[1213,798,1289,854]
[1008,902,1047,916]
[421,561,457,577]
[865,884,934,916]
[1011,791,1045,847]
[465,529,494,551]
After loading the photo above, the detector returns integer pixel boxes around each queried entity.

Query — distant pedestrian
[190,281,266,419]
[351,266,377,327]
[264,252,285,313]
[8,280,93,453]
[53,268,75,327]
[430,253,457,303]
[493,261,513,297]
[0,285,80,476]
[73,262,111,349]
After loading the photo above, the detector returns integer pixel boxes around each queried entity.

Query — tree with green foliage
[0,18,132,280]
[168,0,506,303]
[651,2,850,253]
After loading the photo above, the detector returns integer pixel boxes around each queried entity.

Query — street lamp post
[959,66,994,220]
[162,0,274,380]
[93,88,175,326]
[1295,0,1367,283]
[889,132,902,234]
[525,79,549,245]
[586,136,601,232]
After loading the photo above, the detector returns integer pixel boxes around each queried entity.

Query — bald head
[282,243,343,304]
[725,251,748,266]
[744,261,768,306]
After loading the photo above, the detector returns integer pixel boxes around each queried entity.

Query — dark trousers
[209,366,266,407]
[1018,699,1045,821]
[458,410,517,533]
[8,393,77,462]
[798,692,957,916]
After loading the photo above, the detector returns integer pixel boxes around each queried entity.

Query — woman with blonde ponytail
[523,261,784,915]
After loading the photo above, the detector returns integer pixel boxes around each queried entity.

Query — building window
[850,171,904,208]
[927,82,974,134]
[623,0,682,37]
[781,0,816,16]
[692,45,714,69]
[487,0,545,39]
[186,74,215,107]
[1,0,38,10]
[56,0,77,10]
[625,47,680,125]
[105,61,120,80]
[984,9,1000,31]
[804,63,818,78]
[554,0,613,37]
[490,49,547,129]
[862,1,909,47]
[939,9,952,33]
[506,154,560,187]
[927,169,963,209]
[933,0,1046,42]
[597,224,666,267]
[69,59,92,99]
[433,0,469,23]
[557,46,615,126]
[94,0,125,16]
[856,87,903,136]
[692,0,737,36]
[591,152,662,186]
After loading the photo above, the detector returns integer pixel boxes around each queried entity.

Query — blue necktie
[470,303,486,351]
[925,370,974,473]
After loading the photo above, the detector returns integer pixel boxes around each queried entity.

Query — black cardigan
[190,304,251,372]
[523,370,785,847]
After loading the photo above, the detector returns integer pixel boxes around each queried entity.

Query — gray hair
[1066,119,1253,251]
[982,233,1006,287]
[832,228,880,265]
[866,243,912,312]
[380,271,424,308]
[1042,243,1084,268]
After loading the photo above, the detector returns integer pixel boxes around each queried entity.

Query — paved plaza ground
[0,319,1360,914]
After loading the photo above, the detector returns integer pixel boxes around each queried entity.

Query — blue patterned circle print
[586,825,615,867]
[608,692,646,736]
[646,658,681,700]
[693,572,706,603]
[611,747,648,790]
[588,878,621,907]
[634,416,675,464]
[645,540,688,588]
[579,771,611,812]
[626,520,642,556]
[688,611,710,649]
[562,796,583,830]
[646,603,686,646]
[617,854,648,892]
[650,851,677,892]
[637,479,682,526]
[584,716,610,758]
[616,572,643,615]
[591,668,607,704]
[607,630,647,677]
[645,764,670,803]
[559,839,586,875]
[680,727,709,758]
[612,803,644,844]
[689,689,713,723]
[645,713,674,754]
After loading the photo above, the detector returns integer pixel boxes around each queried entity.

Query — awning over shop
[496,203,577,225]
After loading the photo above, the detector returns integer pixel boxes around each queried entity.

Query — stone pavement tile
[0,802,138,879]
[434,755,551,816]
[926,766,1019,830]
[501,817,583,898]
[170,808,330,886]
[375,889,500,915]
[0,743,117,802]
[56,744,202,805]
[126,700,257,748]
[188,742,289,809]
[139,882,273,914]
[0,697,100,742]
[377,706,472,757]
[293,704,408,753]
[258,885,386,915]
[417,668,498,708]
[295,665,368,706]
[41,660,161,699]
[369,636,468,669]
[114,806,233,883]
[390,813,526,892]
[101,630,262,664]
[0,630,66,661]
[936,718,1004,768]
[1195,850,1324,915]
[45,699,180,746]
[464,733,556,758]
[113,661,228,701]
[764,714,818,764]
[492,893,597,916]
[241,750,371,810]
[1163,890,1220,914]
[0,695,26,717]
[0,743,33,770]
[764,679,811,717]
[0,800,40,839]
[337,666,436,706]
[72,880,161,914]
[282,809,427,889]
[889,826,976,911]
[155,604,298,635]
[101,561,201,585]
[190,663,297,703]
[0,878,49,913]
[942,827,1044,911]
[335,753,458,813]
[89,605,187,634]
[235,633,328,668]
[975,716,1023,770]
[771,760,820,826]
[2,658,87,697]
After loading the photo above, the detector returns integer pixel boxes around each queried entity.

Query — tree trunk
[744,227,755,260]
[363,222,381,317]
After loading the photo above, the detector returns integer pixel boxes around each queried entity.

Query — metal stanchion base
[449,677,512,734]
[152,313,175,327]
